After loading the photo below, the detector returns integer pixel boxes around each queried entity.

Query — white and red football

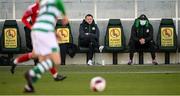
[90,76,106,92]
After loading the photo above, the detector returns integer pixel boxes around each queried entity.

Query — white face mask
[140,20,147,26]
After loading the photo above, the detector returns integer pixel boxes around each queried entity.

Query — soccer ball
[90,76,106,92]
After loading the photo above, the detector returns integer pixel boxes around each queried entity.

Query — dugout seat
[104,19,126,52]
[56,19,73,45]
[0,20,22,65]
[104,19,126,64]
[56,19,77,65]
[156,19,177,64]
[0,20,21,53]
[157,19,177,52]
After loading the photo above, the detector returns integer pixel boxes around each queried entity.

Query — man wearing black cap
[128,14,158,65]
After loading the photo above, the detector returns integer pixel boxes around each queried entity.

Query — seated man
[128,14,158,65]
[79,14,100,65]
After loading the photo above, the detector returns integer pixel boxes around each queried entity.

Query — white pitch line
[63,71,180,74]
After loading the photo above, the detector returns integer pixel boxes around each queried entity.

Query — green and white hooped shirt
[32,0,66,33]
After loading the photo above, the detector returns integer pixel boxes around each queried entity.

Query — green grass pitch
[0,64,180,95]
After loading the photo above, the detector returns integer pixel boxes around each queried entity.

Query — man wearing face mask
[79,14,100,65]
[128,14,158,65]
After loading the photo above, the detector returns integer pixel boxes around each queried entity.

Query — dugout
[56,19,77,65]
[156,19,177,64]
[104,19,126,64]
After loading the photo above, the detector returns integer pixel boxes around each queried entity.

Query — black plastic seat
[55,19,74,65]
[0,20,21,53]
[104,19,126,64]
[0,20,22,65]
[156,19,177,64]
[104,19,126,52]
[56,19,73,45]
[157,18,177,52]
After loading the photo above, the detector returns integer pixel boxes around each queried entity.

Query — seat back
[55,19,73,44]
[104,19,126,52]
[0,20,21,53]
[156,19,177,52]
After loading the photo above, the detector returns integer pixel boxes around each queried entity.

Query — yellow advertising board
[108,27,121,47]
[56,28,70,44]
[4,28,17,48]
[161,27,174,47]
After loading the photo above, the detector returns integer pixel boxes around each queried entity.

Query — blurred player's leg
[24,59,53,92]
[14,52,33,63]
[24,54,66,92]
[10,51,65,81]
[49,53,66,81]
[50,67,66,81]
[38,52,66,81]
[10,52,33,74]
[24,32,67,92]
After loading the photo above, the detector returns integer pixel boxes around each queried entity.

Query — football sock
[14,52,32,64]
[49,67,58,78]
[29,59,53,83]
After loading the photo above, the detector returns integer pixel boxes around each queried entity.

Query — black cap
[139,14,147,20]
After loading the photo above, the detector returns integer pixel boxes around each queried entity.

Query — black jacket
[129,19,154,45]
[79,20,99,42]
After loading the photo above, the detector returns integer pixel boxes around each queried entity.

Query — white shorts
[31,32,59,56]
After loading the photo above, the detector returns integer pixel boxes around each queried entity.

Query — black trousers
[24,27,32,51]
[60,44,67,65]
[79,37,98,60]
[129,41,156,60]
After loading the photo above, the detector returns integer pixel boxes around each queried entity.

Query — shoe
[152,61,158,65]
[24,84,35,93]
[87,60,93,66]
[54,74,67,81]
[24,71,34,93]
[10,59,16,74]
[128,60,132,65]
